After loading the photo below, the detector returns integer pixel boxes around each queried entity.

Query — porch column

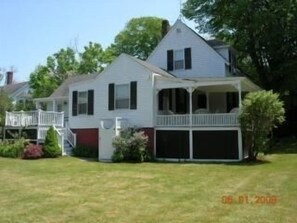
[187,87,193,160]
[154,89,160,126]
[187,87,193,126]
[238,81,242,108]
[206,92,210,111]
[35,101,40,109]
[52,100,57,112]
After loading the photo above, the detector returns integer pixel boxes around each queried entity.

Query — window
[108,82,137,111]
[78,91,88,114]
[57,104,63,112]
[174,50,184,70]
[167,48,191,71]
[115,84,130,109]
[72,90,94,116]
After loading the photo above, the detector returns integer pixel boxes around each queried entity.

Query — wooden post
[238,81,242,108]
[187,87,193,160]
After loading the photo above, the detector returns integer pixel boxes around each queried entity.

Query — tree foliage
[0,90,13,126]
[29,42,107,98]
[182,0,297,93]
[110,17,164,60]
[239,91,285,160]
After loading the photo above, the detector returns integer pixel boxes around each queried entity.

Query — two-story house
[68,19,260,161]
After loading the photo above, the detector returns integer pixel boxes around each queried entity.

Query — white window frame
[78,91,88,115]
[174,49,184,70]
[115,84,130,109]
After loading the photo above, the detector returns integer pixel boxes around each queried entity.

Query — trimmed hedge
[72,145,98,158]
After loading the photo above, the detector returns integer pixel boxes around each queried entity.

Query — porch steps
[63,140,73,156]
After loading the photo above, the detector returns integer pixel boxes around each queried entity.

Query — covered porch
[34,96,69,124]
[155,76,260,127]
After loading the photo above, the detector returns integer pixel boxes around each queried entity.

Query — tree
[78,42,106,74]
[182,0,297,93]
[110,17,164,60]
[30,42,108,98]
[0,90,13,126]
[239,91,285,161]
[29,65,58,98]
[43,126,61,158]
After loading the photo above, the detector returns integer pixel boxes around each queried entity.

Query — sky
[0,0,198,83]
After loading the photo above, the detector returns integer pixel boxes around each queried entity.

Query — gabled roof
[49,74,98,98]
[147,19,229,64]
[0,82,29,95]
[125,54,175,78]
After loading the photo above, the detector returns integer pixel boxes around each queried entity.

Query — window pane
[174,50,183,60]
[78,91,88,114]
[174,50,184,70]
[78,103,87,114]
[116,84,129,99]
[115,84,129,109]
[116,99,129,109]
[175,60,184,69]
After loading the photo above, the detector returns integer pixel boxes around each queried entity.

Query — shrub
[239,90,285,161]
[72,145,98,158]
[112,128,150,163]
[0,138,28,158]
[111,148,124,162]
[43,126,61,158]
[22,144,43,159]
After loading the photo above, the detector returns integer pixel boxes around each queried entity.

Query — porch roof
[155,76,261,92]
[33,73,98,103]
[33,96,68,102]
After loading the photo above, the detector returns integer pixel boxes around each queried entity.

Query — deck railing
[156,113,239,127]
[65,127,76,148]
[5,110,64,127]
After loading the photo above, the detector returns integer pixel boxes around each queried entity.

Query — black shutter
[184,48,192,69]
[72,91,78,116]
[108,83,114,111]
[87,90,94,115]
[130,81,137,110]
[167,50,173,71]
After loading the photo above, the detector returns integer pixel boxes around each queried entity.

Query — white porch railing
[5,110,64,127]
[65,127,76,148]
[156,113,239,127]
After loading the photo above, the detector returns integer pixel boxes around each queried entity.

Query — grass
[0,148,296,222]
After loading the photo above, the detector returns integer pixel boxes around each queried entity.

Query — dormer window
[167,48,192,71]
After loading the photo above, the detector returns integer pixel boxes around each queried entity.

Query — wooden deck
[4,110,76,155]
[5,110,64,127]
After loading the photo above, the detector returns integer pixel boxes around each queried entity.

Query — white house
[0,72,31,104]
[67,19,260,161]
[5,19,260,161]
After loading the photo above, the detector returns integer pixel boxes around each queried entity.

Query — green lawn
[0,148,296,222]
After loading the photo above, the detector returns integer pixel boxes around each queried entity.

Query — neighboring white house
[0,72,30,104]
[5,19,261,161]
